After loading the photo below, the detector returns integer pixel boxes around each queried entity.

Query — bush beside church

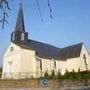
[42,69,90,80]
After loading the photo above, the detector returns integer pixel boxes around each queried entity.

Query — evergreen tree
[56,70,63,79]
[44,70,49,79]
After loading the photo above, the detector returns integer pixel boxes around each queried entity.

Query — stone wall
[0,79,90,89]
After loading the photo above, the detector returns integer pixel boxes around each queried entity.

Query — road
[0,86,90,90]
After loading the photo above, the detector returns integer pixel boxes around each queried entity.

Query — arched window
[36,57,42,71]
[83,54,88,71]
[54,61,56,68]
[21,33,24,40]
[40,59,42,70]
[10,47,14,52]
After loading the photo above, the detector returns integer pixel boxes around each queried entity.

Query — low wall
[0,79,90,88]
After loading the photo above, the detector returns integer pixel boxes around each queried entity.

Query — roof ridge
[61,42,83,49]
[29,39,61,49]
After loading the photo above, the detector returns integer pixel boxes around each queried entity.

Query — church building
[2,3,90,79]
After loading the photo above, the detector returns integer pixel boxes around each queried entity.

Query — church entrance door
[8,61,13,79]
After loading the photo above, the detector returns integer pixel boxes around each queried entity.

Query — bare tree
[0,0,53,28]
[0,0,13,28]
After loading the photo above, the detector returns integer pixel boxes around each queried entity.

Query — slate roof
[59,43,83,60]
[16,40,83,60]
[28,40,60,59]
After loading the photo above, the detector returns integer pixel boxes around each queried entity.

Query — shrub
[56,71,63,79]
[51,70,55,77]
[44,70,50,79]
[43,69,90,80]
[63,69,70,79]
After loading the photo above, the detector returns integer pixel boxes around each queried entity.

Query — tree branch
[36,0,43,21]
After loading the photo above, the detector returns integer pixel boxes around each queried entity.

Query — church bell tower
[11,3,28,45]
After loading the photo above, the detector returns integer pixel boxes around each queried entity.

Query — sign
[40,79,48,87]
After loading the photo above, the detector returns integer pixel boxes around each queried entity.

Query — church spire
[15,3,25,32]
[11,3,28,44]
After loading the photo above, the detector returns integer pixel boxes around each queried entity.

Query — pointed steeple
[11,3,28,44]
[15,3,25,32]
